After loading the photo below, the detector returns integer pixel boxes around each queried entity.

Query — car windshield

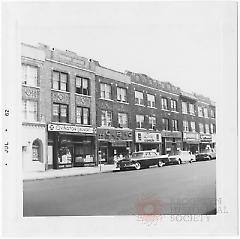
[132,152,144,158]
[201,149,213,153]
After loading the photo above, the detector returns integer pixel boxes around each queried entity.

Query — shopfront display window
[58,146,72,165]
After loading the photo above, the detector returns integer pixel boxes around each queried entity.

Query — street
[23,160,216,216]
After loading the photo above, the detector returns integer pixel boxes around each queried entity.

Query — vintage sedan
[116,151,168,171]
[164,151,195,165]
[196,149,216,161]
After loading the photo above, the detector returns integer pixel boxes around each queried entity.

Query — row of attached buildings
[21,43,216,172]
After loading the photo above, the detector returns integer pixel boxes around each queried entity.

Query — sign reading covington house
[48,123,95,134]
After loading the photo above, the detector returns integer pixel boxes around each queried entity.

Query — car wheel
[158,161,164,167]
[178,159,182,164]
[209,156,212,160]
[135,162,141,170]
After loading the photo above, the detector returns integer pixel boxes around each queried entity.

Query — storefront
[182,132,200,154]
[135,130,162,153]
[161,131,182,155]
[97,128,133,164]
[199,134,212,152]
[48,123,96,169]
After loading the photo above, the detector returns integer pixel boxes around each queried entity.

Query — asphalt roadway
[23,160,216,216]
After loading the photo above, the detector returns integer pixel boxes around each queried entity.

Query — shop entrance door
[100,147,108,164]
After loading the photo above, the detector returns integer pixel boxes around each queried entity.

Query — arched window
[32,139,43,162]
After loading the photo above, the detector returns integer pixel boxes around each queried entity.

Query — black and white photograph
[1,1,238,236]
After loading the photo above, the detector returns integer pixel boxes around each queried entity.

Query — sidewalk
[23,164,118,181]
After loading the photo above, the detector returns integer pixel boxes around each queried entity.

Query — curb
[23,169,118,182]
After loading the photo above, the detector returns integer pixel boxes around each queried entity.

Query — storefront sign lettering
[48,123,95,134]
[135,131,162,143]
[200,134,212,142]
[161,131,182,138]
[183,132,200,142]
[97,128,132,141]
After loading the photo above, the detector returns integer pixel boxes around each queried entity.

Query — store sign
[183,132,200,142]
[48,123,95,134]
[200,134,212,142]
[161,131,182,138]
[135,131,161,143]
[98,128,132,141]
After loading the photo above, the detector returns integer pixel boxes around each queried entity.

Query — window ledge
[161,109,170,112]
[99,98,114,102]
[171,110,179,113]
[117,101,129,105]
[147,106,157,109]
[22,84,40,89]
[135,104,145,107]
[75,93,92,98]
[51,89,70,94]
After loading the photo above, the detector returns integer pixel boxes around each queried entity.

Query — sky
[14,1,236,102]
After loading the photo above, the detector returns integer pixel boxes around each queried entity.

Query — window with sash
[52,103,69,123]
[52,71,68,91]
[183,120,189,132]
[170,99,177,111]
[162,118,170,131]
[147,94,155,108]
[100,83,112,100]
[182,102,188,114]
[118,113,128,128]
[136,115,144,128]
[101,110,112,127]
[149,116,156,129]
[161,97,168,110]
[199,123,204,133]
[21,64,38,87]
[22,100,38,122]
[76,76,90,95]
[205,124,210,134]
[203,108,209,118]
[190,121,196,132]
[76,107,90,125]
[189,104,195,115]
[172,119,178,131]
[117,87,127,102]
[198,107,203,117]
[135,91,144,105]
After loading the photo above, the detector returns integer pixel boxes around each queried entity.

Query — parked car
[196,149,216,161]
[164,150,195,165]
[116,150,168,171]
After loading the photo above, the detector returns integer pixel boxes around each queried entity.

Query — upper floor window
[136,115,144,128]
[205,124,210,134]
[147,94,155,108]
[118,113,128,128]
[210,123,216,134]
[117,87,127,102]
[101,110,112,127]
[170,99,177,111]
[183,120,189,132]
[210,109,215,118]
[76,77,90,95]
[135,91,144,105]
[198,107,203,117]
[161,97,168,110]
[52,103,69,123]
[162,118,170,131]
[76,106,90,125]
[52,71,68,91]
[199,123,204,133]
[203,108,208,118]
[190,121,196,132]
[172,119,179,131]
[100,83,112,100]
[149,116,156,130]
[22,100,38,122]
[182,102,188,114]
[189,104,195,115]
[22,64,38,87]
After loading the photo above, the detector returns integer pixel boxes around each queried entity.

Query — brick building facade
[21,43,216,171]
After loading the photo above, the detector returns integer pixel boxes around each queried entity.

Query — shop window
[75,143,93,164]
[32,139,42,162]
[149,116,156,130]
[101,110,112,127]
[21,64,38,87]
[135,91,144,105]
[161,97,168,110]
[22,99,38,122]
[205,124,210,134]
[203,108,209,118]
[100,83,112,100]
[162,118,170,131]
[170,99,177,111]
[76,76,90,95]
[147,94,155,108]
[76,107,90,125]
[136,115,144,128]
[198,107,203,117]
[117,87,127,102]
[190,121,196,132]
[58,146,72,165]
[199,123,204,133]
[172,119,178,131]
[183,120,189,132]
[52,71,68,91]
[182,102,188,114]
[118,113,128,128]
[52,103,69,123]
